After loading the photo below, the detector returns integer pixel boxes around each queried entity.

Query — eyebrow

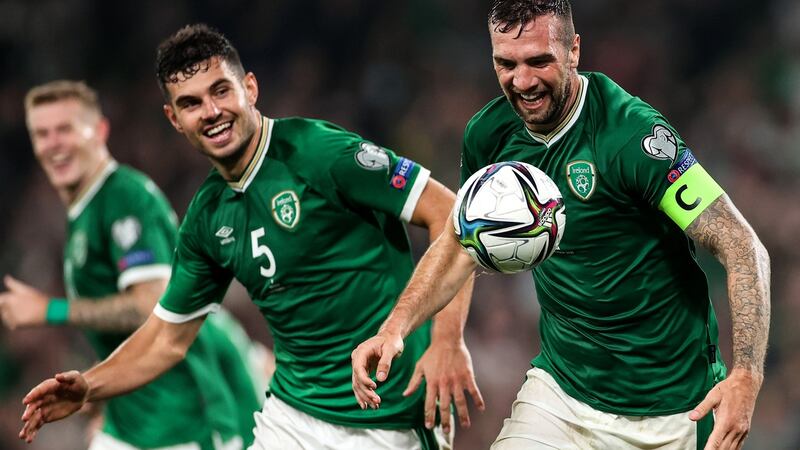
[173,78,232,106]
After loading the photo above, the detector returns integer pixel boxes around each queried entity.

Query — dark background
[1,1,798,448]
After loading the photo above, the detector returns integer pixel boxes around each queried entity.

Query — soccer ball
[453,161,566,273]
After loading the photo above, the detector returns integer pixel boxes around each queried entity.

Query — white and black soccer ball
[453,161,566,274]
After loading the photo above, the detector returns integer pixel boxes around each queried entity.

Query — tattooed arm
[68,279,167,331]
[0,276,166,332]
[684,194,770,449]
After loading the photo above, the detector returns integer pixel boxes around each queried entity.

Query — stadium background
[1,0,798,448]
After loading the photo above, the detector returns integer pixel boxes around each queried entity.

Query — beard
[509,74,573,129]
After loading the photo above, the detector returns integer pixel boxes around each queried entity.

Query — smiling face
[162,56,260,177]
[490,14,580,133]
[26,98,109,201]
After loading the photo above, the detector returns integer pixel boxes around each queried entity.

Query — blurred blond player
[1,80,262,449]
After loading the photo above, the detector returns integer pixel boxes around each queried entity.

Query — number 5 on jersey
[251,227,276,277]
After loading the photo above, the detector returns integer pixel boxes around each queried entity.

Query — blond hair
[24,80,102,116]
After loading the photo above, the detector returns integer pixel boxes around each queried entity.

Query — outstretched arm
[352,213,477,410]
[0,275,165,332]
[401,179,484,433]
[20,313,204,442]
[685,194,770,449]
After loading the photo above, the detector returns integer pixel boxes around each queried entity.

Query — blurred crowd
[1,0,798,449]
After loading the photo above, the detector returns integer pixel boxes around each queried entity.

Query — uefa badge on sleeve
[271,190,300,230]
[566,161,596,201]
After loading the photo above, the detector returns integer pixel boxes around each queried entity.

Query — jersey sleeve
[326,136,430,223]
[154,224,233,323]
[106,183,176,291]
[614,119,724,230]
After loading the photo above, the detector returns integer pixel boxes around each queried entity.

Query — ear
[569,34,581,69]
[96,117,111,143]
[163,104,183,133]
[243,72,259,107]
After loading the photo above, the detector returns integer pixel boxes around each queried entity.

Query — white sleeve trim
[117,264,172,291]
[153,302,221,324]
[399,167,431,222]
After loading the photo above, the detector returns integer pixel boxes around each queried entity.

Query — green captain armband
[658,164,724,230]
[46,298,69,324]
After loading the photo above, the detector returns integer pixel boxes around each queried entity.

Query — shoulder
[271,117,361,154]
[181,171,228,229]
[464,96,522,150]
[585,72,661,130]
[100,165,171,213]
[271,116,372,182]
[584,72,674,160]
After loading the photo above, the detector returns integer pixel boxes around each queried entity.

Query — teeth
[206,122,232,137]
[521,92,544,101]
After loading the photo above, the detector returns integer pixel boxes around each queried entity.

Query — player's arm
[683,194,770,449]
[19,313,204,443]
[69,279,166,331]
[0,275,165,332]
[0,276,162,332]
[351,210,476,410]
[401,178,484,432]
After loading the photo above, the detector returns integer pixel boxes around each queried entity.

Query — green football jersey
[156,116,433,429]
[204,309,263,446]
[461,72,727,416]
[64,162,243,448]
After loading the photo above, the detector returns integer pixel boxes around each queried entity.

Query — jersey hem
[153,302,221,323]
[400,168,430,222]
[268,389,423,430]
[533,363,708,416]
[117,264,172,291]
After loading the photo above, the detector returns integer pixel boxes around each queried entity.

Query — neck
[216,111,264,181]
[59,151,112,206]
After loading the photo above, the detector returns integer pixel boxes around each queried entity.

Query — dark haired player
[19,24,482,450]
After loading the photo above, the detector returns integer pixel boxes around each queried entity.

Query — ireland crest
[272,190,300,229]
[566,161,596,201]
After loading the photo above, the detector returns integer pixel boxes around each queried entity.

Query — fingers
[423,378,437,429]
[351,345,381,410]
[375,350,396,382]
[438,387,452,434]
[4,275,25,292]
[465,376,485,411]
[452,385,470,428]
[19,407,43,443]
[690,386,721,421]
[403,366,424,397]
[23,378,60,405]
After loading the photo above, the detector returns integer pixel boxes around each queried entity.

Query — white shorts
[249,395,452,450]
[491,368,699,450]
[88,431,242,450]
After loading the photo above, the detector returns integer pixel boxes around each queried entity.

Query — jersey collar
[227,116,274,193]
[524,74,588,147]
[68,159,118,220]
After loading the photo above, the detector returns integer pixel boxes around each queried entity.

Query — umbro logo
[215,226,235,245]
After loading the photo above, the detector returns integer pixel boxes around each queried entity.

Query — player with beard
[352,1,770,449]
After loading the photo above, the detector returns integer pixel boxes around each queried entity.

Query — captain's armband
[658,164,724,230]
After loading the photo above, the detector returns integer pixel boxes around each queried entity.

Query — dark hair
[155,23,245,100]
[488,0,574,44]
